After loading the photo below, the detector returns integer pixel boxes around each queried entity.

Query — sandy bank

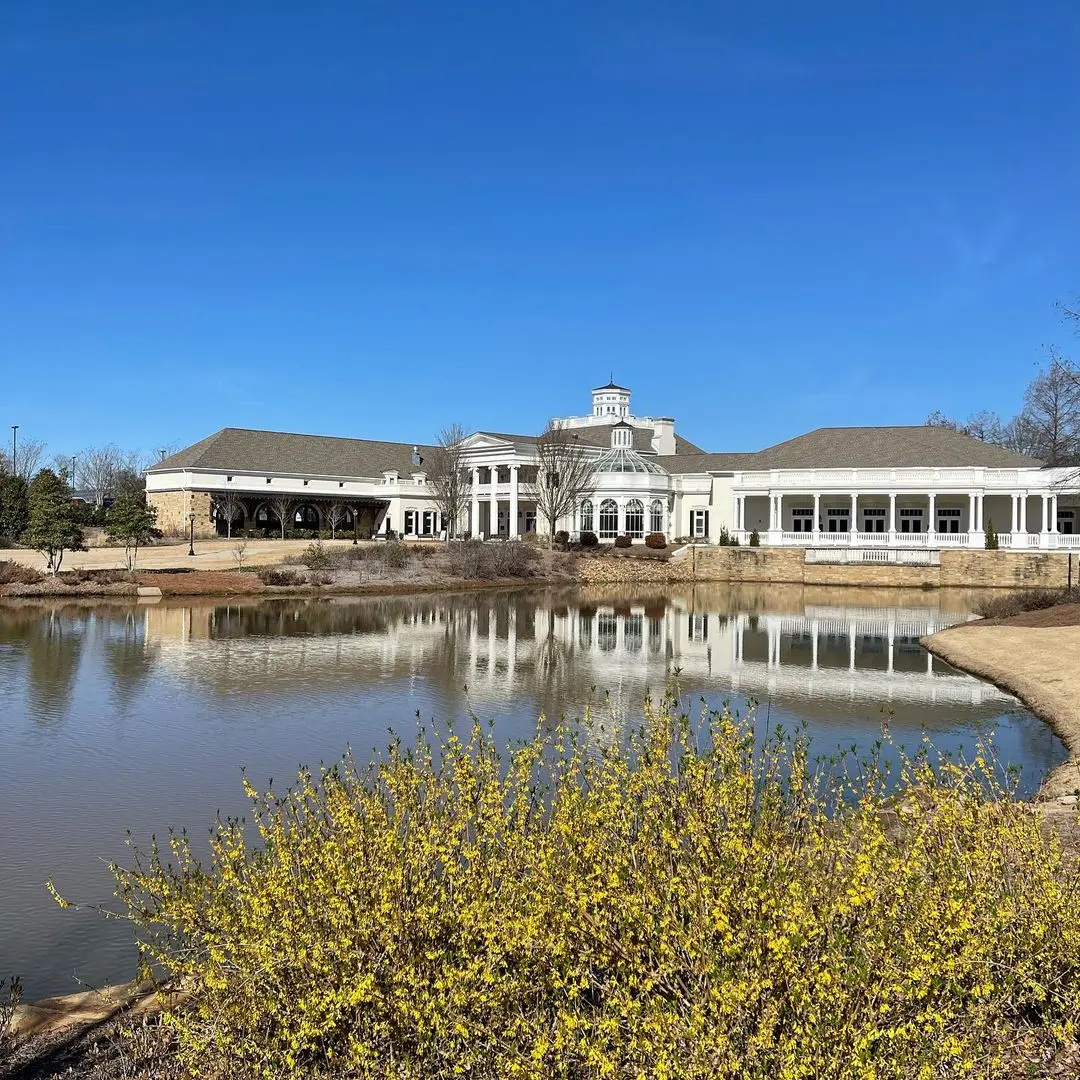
[922,621,1080,801]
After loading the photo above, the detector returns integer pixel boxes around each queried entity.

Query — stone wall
[147,489,216,538]
[577,546,1079,590]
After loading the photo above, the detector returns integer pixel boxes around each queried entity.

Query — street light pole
[188,511,196,557]
[71,455,77,491]
[10,425,17,477]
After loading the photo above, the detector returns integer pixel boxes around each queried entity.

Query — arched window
[598,499,618,539]
[650,498,664,534]
[625,499,644,539]
[580,499,594,532]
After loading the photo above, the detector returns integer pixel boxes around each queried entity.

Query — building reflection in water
[139,589,1013,729]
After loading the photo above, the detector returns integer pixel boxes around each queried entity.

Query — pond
[0,584,1066,1001]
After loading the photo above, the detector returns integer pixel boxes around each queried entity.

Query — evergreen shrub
[613,534,632,548]
[106,703,1080,1080]
[645,532,666,549]
[578,530,598,548]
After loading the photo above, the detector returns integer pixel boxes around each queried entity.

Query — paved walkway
[0,538,364,572]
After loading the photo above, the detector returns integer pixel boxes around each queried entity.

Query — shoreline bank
[922,618,1080,802]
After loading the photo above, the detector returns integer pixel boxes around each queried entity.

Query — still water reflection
[0,586,1065,1000]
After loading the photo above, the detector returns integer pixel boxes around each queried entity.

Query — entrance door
[826,508,850,533]
[863,509,886,533]
[937,509,961,534]
[899,510,923,534]
[497,509,509,536]
[791,507,813,532]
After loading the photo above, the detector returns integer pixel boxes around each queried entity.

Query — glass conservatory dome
[593,447,667,474]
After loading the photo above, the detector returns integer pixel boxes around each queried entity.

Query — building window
[688,614,709,642]
[598,499,618,539]
[266,477,272,484]
[691,509,709,538]
[791,506,813,532]
[303,479,309,486]
[226,475,233,482]
[649,498,664,533]
[580,499,594,532]
[1059,509,1076,535]
[339,482,345,488]
[625,613,643,651]
[625,499,644,538]
[404,510,419,535]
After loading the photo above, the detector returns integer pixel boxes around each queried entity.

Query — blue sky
[3,1,1078,461]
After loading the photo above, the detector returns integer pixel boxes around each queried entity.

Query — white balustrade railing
[753,530,1077,551]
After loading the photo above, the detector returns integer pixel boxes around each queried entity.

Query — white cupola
[591,379,631,418]
[611,420,634,448]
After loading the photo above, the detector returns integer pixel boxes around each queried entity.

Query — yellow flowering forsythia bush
[114,702,1080,1079]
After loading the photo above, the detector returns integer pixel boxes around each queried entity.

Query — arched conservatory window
[580,499,594,533]
[625,499,644,539]
[649,498,664,534]
[598,499,618,539]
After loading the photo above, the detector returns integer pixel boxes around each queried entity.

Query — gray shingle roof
[658,427,1042,473]
[749,426,1042,470]
[149,428,439,478]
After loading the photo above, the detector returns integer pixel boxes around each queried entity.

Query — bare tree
[325,502,348,540]
[925,409,1006,444]
[268,496,295,540]
[233,538,248,571]
[213,489,244,539]
[426,424,472,541]
[526,422,598,548]
[1019,350,1080,466]
[4,437,46,479]
[77,444,130,505]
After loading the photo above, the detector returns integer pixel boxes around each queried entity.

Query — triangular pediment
[460,432,518,450]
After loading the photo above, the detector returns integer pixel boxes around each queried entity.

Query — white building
[146,381,1080,549]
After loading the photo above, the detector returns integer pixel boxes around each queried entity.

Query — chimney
[651,418,676,456]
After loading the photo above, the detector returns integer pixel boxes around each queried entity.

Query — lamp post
[10,425,17,477]
[71,455,77,491]
[188,511,196,557]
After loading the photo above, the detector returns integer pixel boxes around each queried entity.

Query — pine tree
[984,518,999,550]
[0,474,30,544]
[24,469,85,573]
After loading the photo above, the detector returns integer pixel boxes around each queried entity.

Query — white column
[617,498,627,536]
[888,492,896,538]
[509,465,519,539]
[928,493,936,538]
[813,493,821,537]
[489,466,499,538]
[1051,493,1059,533]
[471,468,481,538]
[1010,493,1018,535]
[850,493,857,536]
[767,492,776,531]
[1041,494,1050,534]
[968,492,976,535]
[975,493,983,532]
[1019,494,1028,534]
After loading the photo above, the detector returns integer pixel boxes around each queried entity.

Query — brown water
[0,585,1065,1001]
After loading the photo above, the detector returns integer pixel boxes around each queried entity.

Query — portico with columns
[727,468,1080,549]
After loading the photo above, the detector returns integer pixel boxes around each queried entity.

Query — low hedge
[106,704,1080,1079]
